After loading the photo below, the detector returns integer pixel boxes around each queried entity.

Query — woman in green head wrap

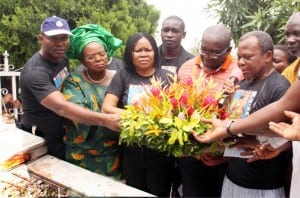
[61,24,122,179]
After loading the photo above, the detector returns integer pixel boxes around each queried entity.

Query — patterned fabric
[62,72,120,179]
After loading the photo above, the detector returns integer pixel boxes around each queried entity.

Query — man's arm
[41,90,120,131]
[194,79,300,143]
[269,110,300,141]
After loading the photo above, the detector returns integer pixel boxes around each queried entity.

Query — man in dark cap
[20,16,120,159]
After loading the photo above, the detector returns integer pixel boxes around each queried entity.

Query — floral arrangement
[120,72,230,157]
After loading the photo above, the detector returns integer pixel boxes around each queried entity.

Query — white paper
[223,146,253,159]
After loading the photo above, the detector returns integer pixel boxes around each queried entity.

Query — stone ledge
[27,155,155,197]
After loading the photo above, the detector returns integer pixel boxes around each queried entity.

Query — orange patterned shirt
[178,54,243,92]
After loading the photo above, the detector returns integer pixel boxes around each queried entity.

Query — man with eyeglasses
[177,24,243,197]
[20,16,120,160]
[192,12,300,198]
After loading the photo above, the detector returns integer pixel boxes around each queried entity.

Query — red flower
[219,109,229,120]
[165,87,170,95]
[170,97,179,108]
[187,105,194,116]
[151,87,160,97]
[202,96,218,107]
[179,92,188,106]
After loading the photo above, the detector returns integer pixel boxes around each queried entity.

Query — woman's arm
[102,93,124,115]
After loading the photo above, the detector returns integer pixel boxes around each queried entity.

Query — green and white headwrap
[67,24,122,60]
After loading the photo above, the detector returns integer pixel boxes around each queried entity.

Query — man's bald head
[200,24,233,70]
[202,24,232,48]
[287,12,300,26]
[285,12,300,57]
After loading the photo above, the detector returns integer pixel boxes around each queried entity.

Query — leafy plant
[205,0,300,45]
[120,72,230,157]
[0,0,160,70]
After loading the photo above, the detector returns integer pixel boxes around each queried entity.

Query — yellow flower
[120,71,230,157]
[71,153,84,160]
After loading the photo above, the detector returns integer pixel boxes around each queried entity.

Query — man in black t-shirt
[193,12,300,198]
[198,31,290,197]
[20,16,120,159]
[159,15,194,74]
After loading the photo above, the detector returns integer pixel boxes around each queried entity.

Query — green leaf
[159,117,173,125]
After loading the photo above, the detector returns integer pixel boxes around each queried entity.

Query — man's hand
[11,100,22,109]
[192,118,228,143]
[3,94,12,104]
[222,79,239,95]
[269,110,300,141]
[102,113,121,132]
[239,143,281,163]
[233,136,281,163]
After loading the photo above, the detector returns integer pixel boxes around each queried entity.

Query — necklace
[86,70,107,84]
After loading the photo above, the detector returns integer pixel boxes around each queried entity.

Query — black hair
[239,31,273,53]
[162,15,185,30]
[123,32,160,73]
[274,44,297,64]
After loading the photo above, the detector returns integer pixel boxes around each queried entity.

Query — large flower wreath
[120,72,230,157]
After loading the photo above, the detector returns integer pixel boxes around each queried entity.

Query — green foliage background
[0,0,160,70]
[2,0,300,69]
[206,0,300,46]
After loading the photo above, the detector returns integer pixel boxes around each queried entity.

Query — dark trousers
[18,123,65,160]
[122,146,174,197]
[178,157,226,197]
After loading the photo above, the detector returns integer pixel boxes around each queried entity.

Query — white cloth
[290,141,300,198]
[221,175,285,198]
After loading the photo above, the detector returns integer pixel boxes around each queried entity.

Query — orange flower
[73,135,85,143]
[88,149,99,155]
[104,140,117,147]
[0,153,30,171]
[110,157,120,172]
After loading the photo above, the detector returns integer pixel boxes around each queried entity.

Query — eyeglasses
[199,46,229,59]
[84,52,107,61]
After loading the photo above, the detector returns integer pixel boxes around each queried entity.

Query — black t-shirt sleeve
[106,70,125,99]
[25,69,57,102]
